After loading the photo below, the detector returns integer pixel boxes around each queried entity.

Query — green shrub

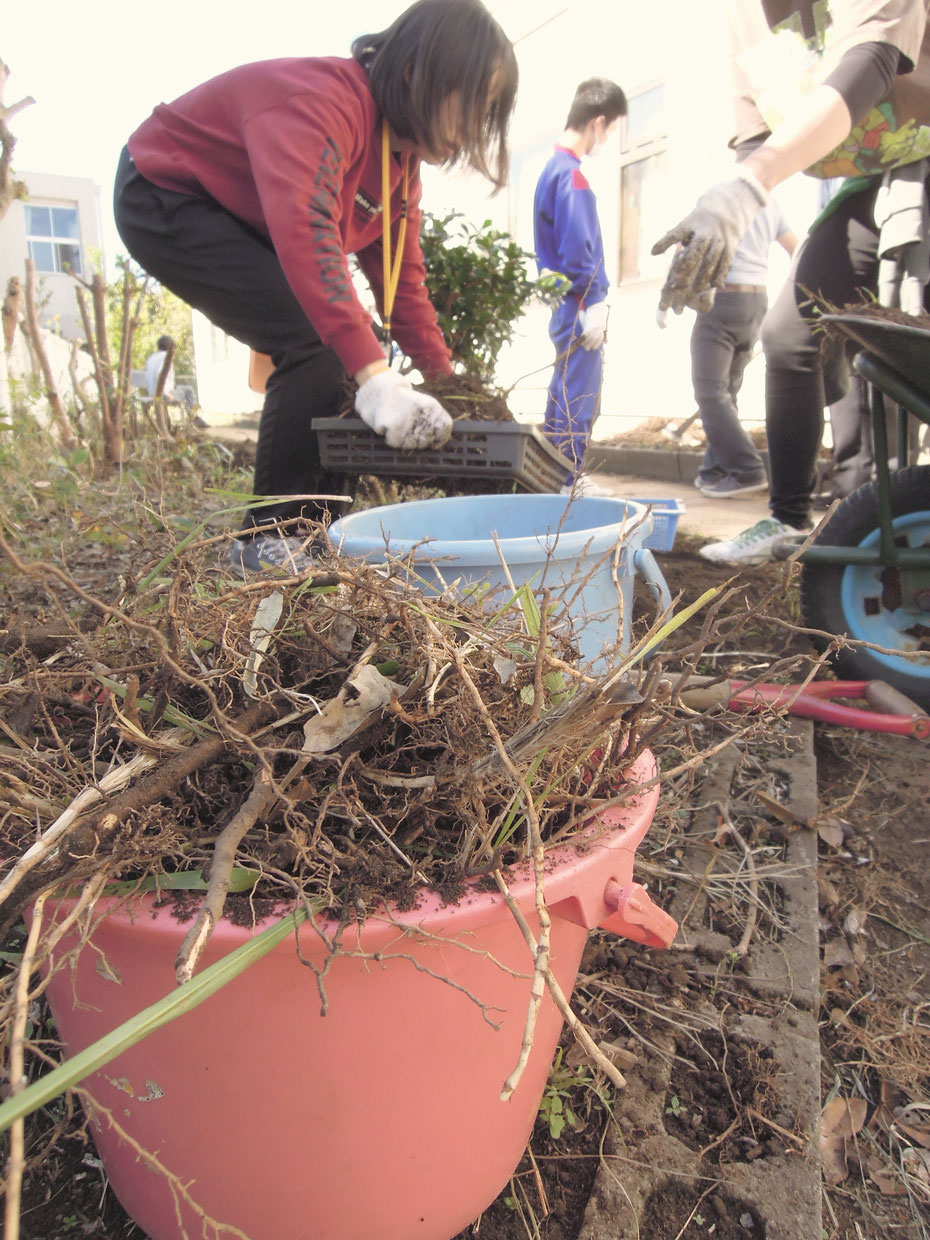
[419,212,565,383]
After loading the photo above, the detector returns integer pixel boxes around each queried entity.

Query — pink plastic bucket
[40,750,672,1240]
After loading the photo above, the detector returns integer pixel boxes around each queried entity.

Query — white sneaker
[560,474,613,498]
[699,517,805,565]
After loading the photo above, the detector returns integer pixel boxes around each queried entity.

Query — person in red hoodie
[114,0,518,575]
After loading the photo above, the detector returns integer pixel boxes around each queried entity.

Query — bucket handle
[633,548,672,624]
[600,880,678,949]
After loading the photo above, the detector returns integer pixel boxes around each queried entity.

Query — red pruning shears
[680,678,930,739]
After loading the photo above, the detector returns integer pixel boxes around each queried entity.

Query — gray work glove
[355,370,453,450]
[579,301,608,350]
[651,168,769,314]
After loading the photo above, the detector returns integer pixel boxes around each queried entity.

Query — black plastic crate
[312,416,571,493]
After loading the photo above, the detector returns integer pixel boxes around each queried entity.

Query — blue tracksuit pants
[544,297,603,479]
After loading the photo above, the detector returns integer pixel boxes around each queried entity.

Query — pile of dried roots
[0,529,672,957]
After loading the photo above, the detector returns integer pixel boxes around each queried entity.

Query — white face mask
[588,117,620,158]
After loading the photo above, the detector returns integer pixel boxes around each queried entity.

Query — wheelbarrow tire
[799,465,930,711]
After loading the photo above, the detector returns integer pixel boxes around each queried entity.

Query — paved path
[585,470,771,543]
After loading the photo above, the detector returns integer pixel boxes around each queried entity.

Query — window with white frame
[25,203,83,277]
[618,82,667,285]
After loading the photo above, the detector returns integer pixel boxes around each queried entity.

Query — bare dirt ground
[3,441,929,1240]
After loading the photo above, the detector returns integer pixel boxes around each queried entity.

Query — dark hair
[352,0,517,191]
[157,335,174,351]
[565,78,627,131]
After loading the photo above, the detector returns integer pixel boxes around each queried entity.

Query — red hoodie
[128,56,453,378]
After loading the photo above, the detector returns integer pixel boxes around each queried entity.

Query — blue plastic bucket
[328,494,671,670]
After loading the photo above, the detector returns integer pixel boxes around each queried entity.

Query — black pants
[113,147,348,530]
[760,183,885,529]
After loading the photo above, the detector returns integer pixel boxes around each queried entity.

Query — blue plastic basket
[632,498,686,552]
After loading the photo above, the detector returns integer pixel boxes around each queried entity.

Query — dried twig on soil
[3,891,47,1240]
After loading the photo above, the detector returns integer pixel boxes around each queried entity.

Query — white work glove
[578,301,608,350]
[651,167,769,315]
[354,369,453,450]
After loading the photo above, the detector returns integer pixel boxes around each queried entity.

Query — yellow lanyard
[381,118,410,343]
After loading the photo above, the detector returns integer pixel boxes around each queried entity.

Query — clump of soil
[663,1029,784,1163]
[420,371,515,422]
[337,369,515,422]
[640,1183,765,1240]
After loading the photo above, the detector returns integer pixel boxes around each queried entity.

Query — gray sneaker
[698,473,768,498]
[229,533,317,576]
[699,517,806,565]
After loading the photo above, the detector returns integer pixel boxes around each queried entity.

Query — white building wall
[191,312,262,424]
[0,171,103,340]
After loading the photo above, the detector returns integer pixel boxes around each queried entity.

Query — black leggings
[113,147,348,530]
[760,183,884,529]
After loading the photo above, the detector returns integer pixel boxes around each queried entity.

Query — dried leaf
[817,875,840,906]
[871,1167,908,1196]
[824,1096,868,1137]
[894,1118,930,1150]
[903,1147,930,1189]
[493,655,516,685]
[242,590,284,700]
[301,665,406,754]
[816,818,846,848]
[820,1096,868,1185]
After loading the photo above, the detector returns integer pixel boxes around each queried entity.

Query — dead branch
[84,698,278,838]
[0,58,34,224]
[151,336,175,438]
[175,766,276,983]
[75,285,116,464]
[3,891,46,1240]
[2,274,22,351]
[0,732,186,910]
[715,800,759,958]
[66,339,88,421]
[22,259,78,449]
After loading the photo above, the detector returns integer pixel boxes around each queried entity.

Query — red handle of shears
[728,680,930,738]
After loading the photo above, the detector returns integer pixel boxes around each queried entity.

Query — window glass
[57,243,83,274]
[51,207,80,239]
[28,239,56,272]
[25,201,83,275]
[25,205,52,236]
[619,151,668,283]
[624,84,666,148]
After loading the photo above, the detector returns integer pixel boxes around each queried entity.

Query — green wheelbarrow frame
[795,314,930,570]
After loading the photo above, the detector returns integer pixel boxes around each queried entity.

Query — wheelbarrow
[785,313,930,711]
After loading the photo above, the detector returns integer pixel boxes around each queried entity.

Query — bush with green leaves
[419,211,565,383]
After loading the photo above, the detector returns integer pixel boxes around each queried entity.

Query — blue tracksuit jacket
[533,146,608,476]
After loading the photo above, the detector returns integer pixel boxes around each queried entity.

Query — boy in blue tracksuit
[534,78,627,490]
